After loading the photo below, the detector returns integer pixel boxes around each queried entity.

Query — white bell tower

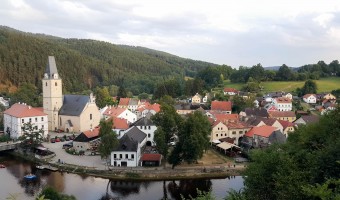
[42,56,63,131]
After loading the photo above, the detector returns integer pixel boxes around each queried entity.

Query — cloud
[1,0,340,67]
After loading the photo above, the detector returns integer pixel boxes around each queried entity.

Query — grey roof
[115,126,146,152]
[125,127,147,143]
[128,98,139,106]
[301,115,320,124]
[247,117,277,126]
[131,117,155,127]
[268,130,286,144]
[45,56,59,78]
[245,108,269,118]
[115,135,138,151]
[59,95,89,116]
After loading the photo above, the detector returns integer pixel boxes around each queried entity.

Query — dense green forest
[0,26,216,94]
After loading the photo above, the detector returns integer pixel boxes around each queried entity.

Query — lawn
[222,77,340,93]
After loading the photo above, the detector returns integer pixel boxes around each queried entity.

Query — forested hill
[0,26,217,94]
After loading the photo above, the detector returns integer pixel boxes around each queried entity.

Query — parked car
[55,138,61,142]
[50,138,55,143]
[65,137,70,141]
[62,142,73,149]
[60,137,65,142]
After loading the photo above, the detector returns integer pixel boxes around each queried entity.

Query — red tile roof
[4,103,47,118]
[141,154,162,161]
[215,113,239,123]
[83,127,100,138]
[224,88,238,93]
[277,120,295,129]
[112,117,129,129]
[103,107,126,117]
[245,125,277,138]
[269,111,296,118]
[118,98,130,106]
[227,121,251,129]
[275,97,292,103]
[137,102,160,113]
[211,101,232,111]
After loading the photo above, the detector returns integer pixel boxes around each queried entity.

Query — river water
[0,154,244,200]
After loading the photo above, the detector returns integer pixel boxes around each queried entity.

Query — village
[0,56,337,173]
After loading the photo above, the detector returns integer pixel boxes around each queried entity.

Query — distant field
[222,77,340,93]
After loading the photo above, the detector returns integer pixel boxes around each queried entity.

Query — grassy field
[222,77,340,93]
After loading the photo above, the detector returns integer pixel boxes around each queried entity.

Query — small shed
[140,154,162,166]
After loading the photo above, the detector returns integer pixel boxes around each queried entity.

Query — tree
[138,92,149,100]
[38,186,76,200]
[117,85,128,101]
[0,104,5,131]
[301,79,317,96]
[248,63,265,82]
[19,121,44,150]
[10,83,41,107]
[168,111,211,168]
[232,95,256,113]
[94,87,115,108]
[276,64,294,81]
[98,120,118,165]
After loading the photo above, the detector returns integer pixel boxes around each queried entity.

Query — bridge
[0,141,21,152]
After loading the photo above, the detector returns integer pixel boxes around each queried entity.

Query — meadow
[222,77,340,93]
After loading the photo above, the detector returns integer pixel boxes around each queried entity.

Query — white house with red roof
[118,98,130,109]
[3,103,48,139]
[103,106,136,124]
[223,88,239,96]
[211,100,232,114]
[272,97,292,111]
[111,117,130,139]
[303,94,317,104]
[136,102,161,119]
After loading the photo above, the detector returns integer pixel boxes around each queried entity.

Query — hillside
[0,26,217,94]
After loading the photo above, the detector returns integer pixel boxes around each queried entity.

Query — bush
[0,135,10,142]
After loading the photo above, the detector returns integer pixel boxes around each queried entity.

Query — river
[0,154,244,200]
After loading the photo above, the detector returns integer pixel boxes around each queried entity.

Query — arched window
[55,82,57,86]
[90,114,92,120]
[45,82,47,86]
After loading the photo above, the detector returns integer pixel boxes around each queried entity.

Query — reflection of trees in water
[110,180,141,196]
[167,179,212,200]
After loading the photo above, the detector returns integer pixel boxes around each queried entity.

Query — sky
[1,0,340,68]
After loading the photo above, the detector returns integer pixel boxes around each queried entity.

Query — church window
[45,82,47,87]
[90,114,92,120]
[55,82,57,86]
[60,118,62,126]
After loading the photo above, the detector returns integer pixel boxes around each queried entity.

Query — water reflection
[0,154,243,200]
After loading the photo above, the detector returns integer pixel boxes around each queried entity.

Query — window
[217,127,219,130]
[35,118,38,122]
[120,154,122,159]
[225,134,227,136]
[125,154,128,159]
[140,126,143,129]
[114,154,117,159]
[216,134,218,137]
[232,131,236,135]
[42,125,44,129]
[148,134,151,138]
[239,131,243,134]
[221,134,223,136]
[131,154,134,159]
[41,117,44,121]
[22,119,24,123]
[55,82,57,86]
[29,118,32,123]
[45,82,47,86]
[90,114,92,120]
[148,126,151,130]
[221,127,223,130]
[35,126,38,130]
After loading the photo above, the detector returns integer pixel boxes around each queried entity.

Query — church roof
[59,95,89,116]
[45,56,58,78]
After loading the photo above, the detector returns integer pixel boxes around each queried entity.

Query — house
[284,93,293,100]
[211,100,232,114]
[213,113,239,123]
[226,121,252,145]
[321,104,337,115]
[136,102,160,119]
[277,120,295,137]
[294,115,319,125]
[130,116,157,146]
[42,56,100,132]
[110,126,146,167]
[3,103,48,139]
[303,94,317,104]
[272,97,292,111]
[128,98,140,112]
[191,93,202,104]
[73,127,100,152]
[268,111,296,122]
[321,93,336,100]
[111,117,129,139]
[202,93,212,103]
[118,98,130,109]
[210,121,229,143]
[223,88,239,96]
[246,118,283,133]
[103,106,137,124]
[243,125,286,148]
[239,108,269,121]
[264,104,278,112]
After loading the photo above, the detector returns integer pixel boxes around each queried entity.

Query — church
[43,56,100,133]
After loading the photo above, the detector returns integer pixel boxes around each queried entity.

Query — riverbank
[9,150,245,181]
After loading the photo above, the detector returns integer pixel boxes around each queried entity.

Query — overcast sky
[1,0,340,68]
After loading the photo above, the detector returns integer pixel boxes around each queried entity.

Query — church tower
[42,56,63,131]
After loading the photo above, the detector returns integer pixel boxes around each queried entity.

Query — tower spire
[44,56,59,79]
